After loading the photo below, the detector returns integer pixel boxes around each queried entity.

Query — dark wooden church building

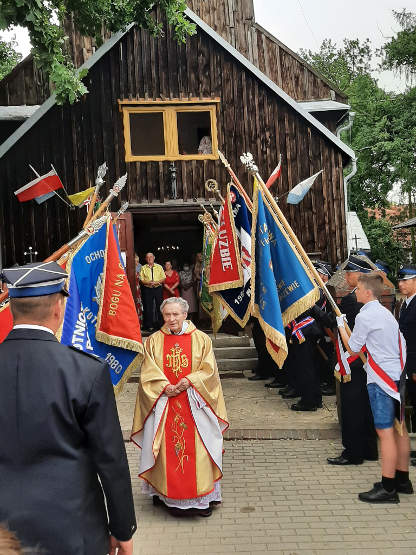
[0,0,354,292]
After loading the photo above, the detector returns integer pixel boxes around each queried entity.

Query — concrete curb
[123,425,340,442]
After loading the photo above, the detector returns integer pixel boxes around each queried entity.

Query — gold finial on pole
[205,178,225,204]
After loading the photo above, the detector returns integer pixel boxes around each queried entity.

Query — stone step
[214,346,257,359]
[217,357,258,372]
[210,334,251,348]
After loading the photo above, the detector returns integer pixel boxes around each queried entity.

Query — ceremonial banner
[0,302,13,343]
[14,170,63,203]
[218,183,252,327]
[200,226,225,334]
[251,179,319,366]
[60,218,143,393]
[208,188,243,293]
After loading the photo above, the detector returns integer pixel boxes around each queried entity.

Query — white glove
[336,314,347,328]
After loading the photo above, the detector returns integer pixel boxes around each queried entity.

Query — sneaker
[396,479,414,494]
[358,482,399,504]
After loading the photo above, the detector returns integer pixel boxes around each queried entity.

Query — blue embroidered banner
[251,180,319,366]
[60,221,142,391]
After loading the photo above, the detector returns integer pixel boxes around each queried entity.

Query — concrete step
[217,357,258,372]
[210,334,251,348]
[214,346,257,359]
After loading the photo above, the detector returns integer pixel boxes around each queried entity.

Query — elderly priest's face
[162,302,188,333]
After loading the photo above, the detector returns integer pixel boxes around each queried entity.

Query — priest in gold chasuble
[131,297,228,516]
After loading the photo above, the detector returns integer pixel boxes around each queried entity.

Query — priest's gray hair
[160,297,189,313]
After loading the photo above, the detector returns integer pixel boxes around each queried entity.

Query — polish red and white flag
[14,170,63,202]
[265,154,282,189]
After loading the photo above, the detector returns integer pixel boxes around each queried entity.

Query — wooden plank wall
[186,0,346,102]
[0,17,348,268]
[0,56,50,106]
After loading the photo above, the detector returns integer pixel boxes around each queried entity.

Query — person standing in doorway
[163,260,180,300]
[140,252,166,331]
[180,262,198,321]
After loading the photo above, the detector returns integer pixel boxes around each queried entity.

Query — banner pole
[0,215,108,305]
[218,151,252,208]
[240,153,364,361]
[83,162,108,229]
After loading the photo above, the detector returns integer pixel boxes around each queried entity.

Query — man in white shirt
[337,272,411,503]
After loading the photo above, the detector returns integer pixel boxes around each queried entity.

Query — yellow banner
[68,186,95,206]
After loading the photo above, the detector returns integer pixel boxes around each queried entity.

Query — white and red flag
[14,170,63,203]
[208,189,243,293]
[265,154,282,189]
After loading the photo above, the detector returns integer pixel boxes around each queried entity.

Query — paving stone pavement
[126,439,416,555]
[117,376,339,440]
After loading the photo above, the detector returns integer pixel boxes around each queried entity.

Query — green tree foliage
[0,36,22,79]
[300,38,373,92]
[300,34,412,267]
[382,9,416,80]
[360,214,404,278]
[0,0,195,104]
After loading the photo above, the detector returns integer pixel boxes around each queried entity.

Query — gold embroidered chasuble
[131,321,228,499]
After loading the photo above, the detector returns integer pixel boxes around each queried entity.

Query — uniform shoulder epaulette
[67,345,104,364]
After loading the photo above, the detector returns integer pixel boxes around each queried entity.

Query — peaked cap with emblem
[1,261,69,297]
[374,259,390,274]
[398,264,416,281]
[313,260,332,277]
[344,254,372,273]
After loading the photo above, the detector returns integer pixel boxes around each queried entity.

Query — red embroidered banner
[96,221,142,352]
[163,333,197,499]
[208,189,243,293]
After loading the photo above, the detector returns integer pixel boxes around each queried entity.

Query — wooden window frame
[121,102,219,162]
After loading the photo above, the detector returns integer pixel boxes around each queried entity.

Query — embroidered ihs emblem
[166,343,189,378]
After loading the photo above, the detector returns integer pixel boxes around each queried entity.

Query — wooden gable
[0,10,349,268]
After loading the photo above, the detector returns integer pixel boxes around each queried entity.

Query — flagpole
[240,153,365,361]
[205,179,225,205]
[83,162,108,228]
[29,164,72,208]
[0,215,109,305]
[217,150,252,208]
[85,173,128,226]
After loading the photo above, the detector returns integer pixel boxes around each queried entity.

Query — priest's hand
[176,378,191,393]
[165,385,178,397]
[109,536,133,555]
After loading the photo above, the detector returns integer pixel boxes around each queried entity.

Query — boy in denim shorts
[337,272,412,503]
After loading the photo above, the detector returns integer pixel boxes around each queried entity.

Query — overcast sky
[2,1,414,92]
[253,0,414,92]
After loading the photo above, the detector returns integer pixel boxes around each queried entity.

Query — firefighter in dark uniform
[280,264,332,409]
[311,261,337,396]
[327,255,378,465]
[288,294,327,412]
[0,262,136,555]
[398,264,416,466]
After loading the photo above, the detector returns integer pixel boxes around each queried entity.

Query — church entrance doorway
[132,209,204,272]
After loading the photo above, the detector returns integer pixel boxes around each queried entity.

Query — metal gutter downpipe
[337,112,357,254]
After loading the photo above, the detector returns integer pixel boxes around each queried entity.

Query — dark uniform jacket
[340,290,363,331]
[399,296,416,373]
[0,328,137,555]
